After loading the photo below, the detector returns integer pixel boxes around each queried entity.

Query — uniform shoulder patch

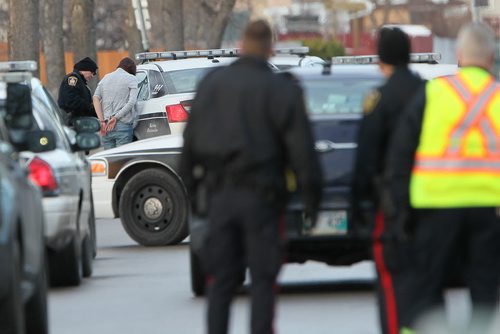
[363,89,381,115]
[68,76,78,87]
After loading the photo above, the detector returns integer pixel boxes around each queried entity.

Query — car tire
[119,168,189,246]
[81,234,93,278]
[0,239,24,334]
[190,248,206,296]
[24,256,48,334]
[48,234,82,287]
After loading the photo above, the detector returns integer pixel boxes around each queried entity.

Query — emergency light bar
[0,61,37,72]
[332,53,442,65]
[136,46,311,62]
[136,48,241,61]
[273,47,310,56]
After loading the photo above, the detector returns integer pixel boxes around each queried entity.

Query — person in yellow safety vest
[386,22,500,334]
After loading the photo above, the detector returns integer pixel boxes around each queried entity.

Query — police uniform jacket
[180,56,322,213]
[352,66,424,207]
[58,70,96,119]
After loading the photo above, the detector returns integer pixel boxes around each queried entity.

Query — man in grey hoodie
[93,57,138,149]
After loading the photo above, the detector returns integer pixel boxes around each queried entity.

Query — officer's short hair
[377,27,410,66]
[456,23,496,64]
[242,20,273,55]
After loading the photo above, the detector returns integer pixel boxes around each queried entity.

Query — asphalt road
[48,218,500,334]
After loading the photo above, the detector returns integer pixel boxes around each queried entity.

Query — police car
[1,61,101,287]
[133,47,311,140]
[89,53,457,294]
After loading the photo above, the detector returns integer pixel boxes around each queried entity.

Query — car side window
[137,71,150,101]
[148,70,167,98]
[32,97,70,151]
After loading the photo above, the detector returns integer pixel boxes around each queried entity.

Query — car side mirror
[26,130,56,153]
[72,117,100,133]
[4,83,34,130]
[74,133,101,152]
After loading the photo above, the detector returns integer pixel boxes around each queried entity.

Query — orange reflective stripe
[441,76,499,156]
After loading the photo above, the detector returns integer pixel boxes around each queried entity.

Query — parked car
[23,80,101,286]
[133,47,307,140]
[0,64,53,333]
[0,61,101,286]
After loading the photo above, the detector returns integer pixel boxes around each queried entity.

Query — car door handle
[315,140,357,153]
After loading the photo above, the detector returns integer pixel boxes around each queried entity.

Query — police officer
[58,56,98,124]
[387,23,500,334]
[352,27,424,334]
[179,20,322,334]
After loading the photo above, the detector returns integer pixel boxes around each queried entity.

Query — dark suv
[0,67,55,333]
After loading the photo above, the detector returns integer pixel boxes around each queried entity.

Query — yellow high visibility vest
[410,67,500,208]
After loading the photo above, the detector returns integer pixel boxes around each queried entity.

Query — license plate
[304,210,348,236]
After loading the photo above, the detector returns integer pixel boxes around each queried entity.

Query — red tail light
[28,157,58,192]
[165,103,189,123]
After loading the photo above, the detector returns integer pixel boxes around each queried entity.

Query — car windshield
[162,67,212,94]
[301,78,381,114]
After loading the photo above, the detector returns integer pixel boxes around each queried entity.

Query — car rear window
[162,68,211,94]
[302,79,381,114]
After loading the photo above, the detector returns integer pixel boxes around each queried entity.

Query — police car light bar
[331,53,442,65]
[136,48,241,61]
[136,46,311,61]
[0,61,37,72]
[273,47,310,56]
[0,72,33,83]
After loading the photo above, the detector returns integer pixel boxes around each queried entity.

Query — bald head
[456,23,496,71]
[241,19,273,59]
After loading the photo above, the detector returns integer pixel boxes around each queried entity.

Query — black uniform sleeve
[278,82,323,215]
[386,85,426,209]
[58,77,93,116]
[352,89,386,205]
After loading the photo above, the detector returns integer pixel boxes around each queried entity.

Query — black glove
[382,189,413,242]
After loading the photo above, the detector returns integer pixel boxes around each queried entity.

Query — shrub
[302,38,345,60]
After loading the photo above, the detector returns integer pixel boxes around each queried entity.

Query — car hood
[90,134,184,159]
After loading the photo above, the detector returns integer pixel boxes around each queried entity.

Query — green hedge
[303,38,345,59]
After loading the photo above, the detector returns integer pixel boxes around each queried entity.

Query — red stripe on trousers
[372,211,399,334]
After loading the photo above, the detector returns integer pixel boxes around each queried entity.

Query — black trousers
[372,212,417,334]
[407,207,500,333]
[204,188,284,334]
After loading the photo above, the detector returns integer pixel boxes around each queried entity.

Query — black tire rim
[132,184,174,233]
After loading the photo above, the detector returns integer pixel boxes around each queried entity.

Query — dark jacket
[385,85,426,210]
[179,56,322,214]
[57,70,96,121]
[352,66,424,209]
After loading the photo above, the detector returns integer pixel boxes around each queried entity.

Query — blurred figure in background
[58,56,98,125]
[180,19,322,334]
[93,57,138,149]
[387,22,500,334]
[352,27,424,334]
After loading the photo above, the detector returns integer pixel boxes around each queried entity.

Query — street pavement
[48,218,500,334]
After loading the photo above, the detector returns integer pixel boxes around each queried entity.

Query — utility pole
[131,0,151,51]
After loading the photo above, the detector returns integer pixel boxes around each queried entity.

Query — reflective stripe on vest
[411,68,500,208]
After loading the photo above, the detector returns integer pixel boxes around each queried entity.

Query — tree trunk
[201,0,237,49]
[42,0,65,99]
[8,0,40,77]
[70,0,97,90]
[163,0,184,50]
[149,0,184,51]
[126,0,143,59]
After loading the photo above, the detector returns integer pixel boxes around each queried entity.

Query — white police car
[133,47,312,140]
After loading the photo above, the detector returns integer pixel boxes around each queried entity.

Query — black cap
[74,57,98,74]
[377,27,410,66]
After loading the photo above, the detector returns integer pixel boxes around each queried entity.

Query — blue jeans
[102,121,134,150]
